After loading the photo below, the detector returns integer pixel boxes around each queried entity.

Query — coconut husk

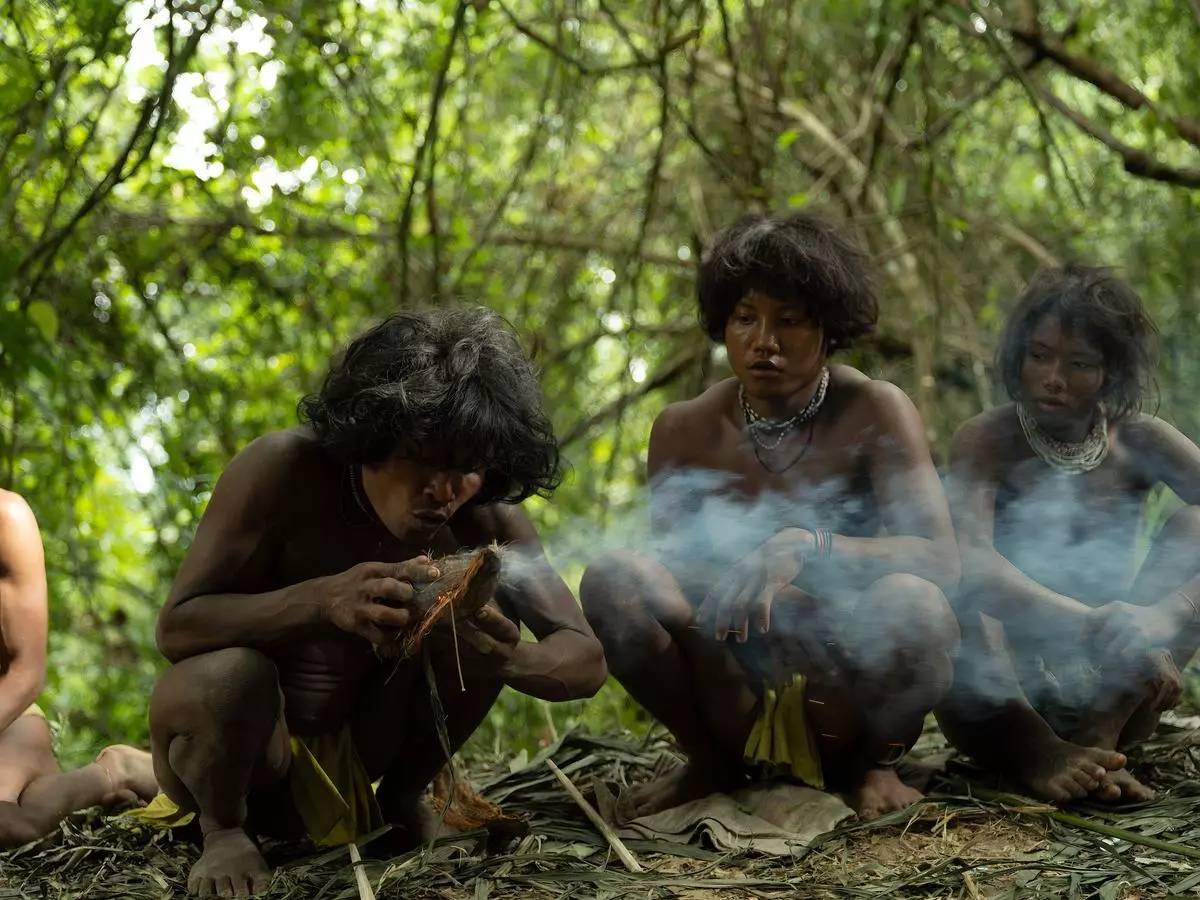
[429,760,529,841]
[375,544,506,658]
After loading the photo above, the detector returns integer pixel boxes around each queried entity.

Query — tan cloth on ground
[617,782,853,857]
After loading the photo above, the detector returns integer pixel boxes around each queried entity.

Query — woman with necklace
[581,211,961,822]
[938,264,1200,804]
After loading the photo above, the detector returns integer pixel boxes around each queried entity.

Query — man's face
[369,456,485,538]
[1020,314,1106,425]
[724,289,825,398]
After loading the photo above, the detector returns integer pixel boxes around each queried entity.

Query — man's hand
[697,528,816,642]
[1092,601,1186,710]
[1092,600,1184,658]
[434,601,522,673]
[318,557,441,645]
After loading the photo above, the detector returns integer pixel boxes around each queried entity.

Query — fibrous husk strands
[374,544,506,659]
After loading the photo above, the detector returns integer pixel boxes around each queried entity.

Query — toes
[1095,779,1122,802]
[1129,783,1157,803]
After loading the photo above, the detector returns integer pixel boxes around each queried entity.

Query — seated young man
[140,307,606,897]
[0,489,157,849]
[937,264,1200,804]
[580,212,961,821]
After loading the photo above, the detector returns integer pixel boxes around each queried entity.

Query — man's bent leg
[581,551,759,816]
[6,745,157,846]
[834,575,957,819]
[149,648,291,898]
[935,610,1125,803]
[353,648,502,849]
[0,714,60,847]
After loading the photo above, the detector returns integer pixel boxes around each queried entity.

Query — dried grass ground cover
[3,712,1199,900]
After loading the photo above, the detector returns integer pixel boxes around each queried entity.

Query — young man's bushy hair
[299,306,562,504]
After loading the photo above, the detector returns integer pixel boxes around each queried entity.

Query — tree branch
[560,346,707,447]
[1031,81,1200,188]
[17,2,223,297]
[991,11,1200,149]
[489,230,694,272]
[397,0,468,306]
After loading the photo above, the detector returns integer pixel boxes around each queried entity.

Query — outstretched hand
[696,528,815,642]
[320,556,441,645]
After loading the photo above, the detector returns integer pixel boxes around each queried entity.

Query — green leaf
[787,191,809,208]
[776,129,799,150]
[26,300,59,343]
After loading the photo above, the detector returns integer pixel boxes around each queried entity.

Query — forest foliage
[1,0,1198,766]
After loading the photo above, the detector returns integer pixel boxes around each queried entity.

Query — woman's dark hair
[697,211,879,350]
[299,306,563,504]
[998,264,1159,421]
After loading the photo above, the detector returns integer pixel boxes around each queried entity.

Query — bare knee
[581,550,687,639]
[858,574,960,656]
[150,648,280,736]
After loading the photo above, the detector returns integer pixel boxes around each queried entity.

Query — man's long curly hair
[998,264,1159,422]
[299,306,563,505]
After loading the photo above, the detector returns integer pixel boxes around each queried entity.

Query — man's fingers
[719,583,754,643]
[366,576,417,606]
[388,557,441,584]
[363,603,412,631]
[473,606,521,643]
[753,584,780,635]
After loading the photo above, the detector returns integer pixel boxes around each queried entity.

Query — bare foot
[1092,768,1156,804]
[629,762,733,818]
[1016,740,1126,803]
[95,745,159,807]
[852,767,923,821]
[188,827,272,898]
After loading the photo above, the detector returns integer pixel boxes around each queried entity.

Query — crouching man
[581,212,961,822]
[938,265,1200,804]
[139,308,606,897]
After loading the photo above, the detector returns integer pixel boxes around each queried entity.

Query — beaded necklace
[1017,403,1109,474]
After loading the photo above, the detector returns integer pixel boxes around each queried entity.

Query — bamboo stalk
[546,759,644,873]
[969,786,1200,862]
[348,842,377,900]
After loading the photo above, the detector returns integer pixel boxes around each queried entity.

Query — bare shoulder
[834,368,922,435]
[0,489,37,532]
[649,381,732,470]
[950,405,1019,469]
[221,427,328,490]
[0,490,40,570]
[1119,413,1194,452]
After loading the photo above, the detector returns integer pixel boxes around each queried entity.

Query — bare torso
[178,433,508,734]
[654,367,883,594]
[981,406,1151,606]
